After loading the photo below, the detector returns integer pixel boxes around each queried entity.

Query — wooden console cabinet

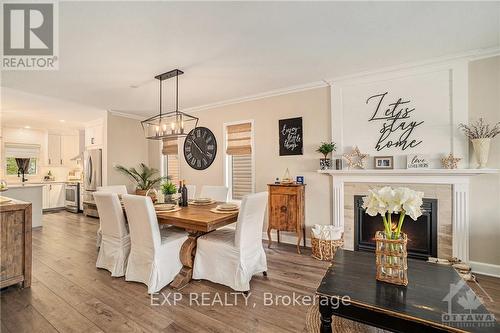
[0,197,32,288]
[267,184,305,254]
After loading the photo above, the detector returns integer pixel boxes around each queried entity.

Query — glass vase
[375,231,408,286]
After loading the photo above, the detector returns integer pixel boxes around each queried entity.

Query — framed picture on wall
[279,117,303,156]
[374,156,394,169]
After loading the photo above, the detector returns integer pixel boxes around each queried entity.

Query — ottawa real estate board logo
[2,1,58,70]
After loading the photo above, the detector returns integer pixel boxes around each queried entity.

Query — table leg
[267,227,272,248]
[170,231,202,289]
[319,297,333,333]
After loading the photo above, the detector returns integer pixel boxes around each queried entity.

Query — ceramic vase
[320,158,332,170]
[471,138,491,169]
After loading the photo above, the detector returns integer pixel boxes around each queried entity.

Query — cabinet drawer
[269,186,300,195]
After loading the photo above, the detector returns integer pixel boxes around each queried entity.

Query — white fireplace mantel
[318,168,498,263]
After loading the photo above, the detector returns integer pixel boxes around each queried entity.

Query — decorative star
[441,153,462,169]
[342,146,368,169]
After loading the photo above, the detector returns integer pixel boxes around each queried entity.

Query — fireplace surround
[354,195,438,260]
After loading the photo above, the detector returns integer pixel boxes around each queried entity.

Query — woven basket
[375,231,408,286]
[311,232,343,261]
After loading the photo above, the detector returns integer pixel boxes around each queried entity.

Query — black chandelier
[141,69,198,140]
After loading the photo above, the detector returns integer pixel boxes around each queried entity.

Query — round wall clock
[183,127,217,170]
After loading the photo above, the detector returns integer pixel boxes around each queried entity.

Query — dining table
[154,202,239,289]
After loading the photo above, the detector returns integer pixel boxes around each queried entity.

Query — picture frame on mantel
[279,117,303,156]
[374,156,394,169]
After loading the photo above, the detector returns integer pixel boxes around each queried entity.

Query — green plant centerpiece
[114,163,166,195]
[362,186,424,286]
[161,181,177,204]
[316,142,336,170]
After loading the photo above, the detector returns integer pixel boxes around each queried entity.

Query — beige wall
[179,87,333,236]
[106,113,149,193]
[468,56,500,266]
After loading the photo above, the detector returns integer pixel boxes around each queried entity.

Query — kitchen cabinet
[42,183,66,210]
[47,134,79,166]
[47,134,62,165]
[85,123,103,148]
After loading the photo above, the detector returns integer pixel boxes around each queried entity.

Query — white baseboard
[262,231,311,248]
[469,261,500,278]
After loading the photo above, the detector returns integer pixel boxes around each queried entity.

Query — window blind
[231,155,252,200]
[166,155,180,185]
[5,144,41,158]
[162,138,178,155]
[226,122,252,155]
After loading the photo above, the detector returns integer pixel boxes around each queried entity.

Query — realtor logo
[442,279,496,329]
[2,1,58,70]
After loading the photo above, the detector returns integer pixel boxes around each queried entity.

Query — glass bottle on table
[178,180,183,206]
[181,180,188,207]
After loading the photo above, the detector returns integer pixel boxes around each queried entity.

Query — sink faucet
[18,167,28,183]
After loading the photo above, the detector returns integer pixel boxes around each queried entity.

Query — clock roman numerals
[184,127,217,170]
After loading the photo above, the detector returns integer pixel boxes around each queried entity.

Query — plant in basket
[362,186,424,286]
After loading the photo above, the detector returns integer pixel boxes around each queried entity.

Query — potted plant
[114,163,166,196]
[161,181,177,204]
[362,186,424,286]
[459,118,500,168]
[316,142,336,170]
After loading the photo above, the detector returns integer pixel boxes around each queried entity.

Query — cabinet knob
[280,206,287,213]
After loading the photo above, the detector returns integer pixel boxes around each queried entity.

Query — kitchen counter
[3,186,43,227]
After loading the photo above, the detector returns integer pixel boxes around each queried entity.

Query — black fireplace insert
[354,195,437,260]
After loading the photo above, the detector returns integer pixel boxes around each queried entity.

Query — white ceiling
[1,1,499,122]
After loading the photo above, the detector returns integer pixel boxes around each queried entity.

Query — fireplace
[354,196,438,260]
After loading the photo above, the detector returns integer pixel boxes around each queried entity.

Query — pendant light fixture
[141,69,198,141]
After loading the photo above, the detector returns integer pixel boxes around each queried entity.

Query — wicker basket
[311,232,344,261]
[375,231,408,286]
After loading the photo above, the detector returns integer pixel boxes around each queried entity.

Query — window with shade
[5,144,40,176]
[161,138,180,185]
[225,121,254,201]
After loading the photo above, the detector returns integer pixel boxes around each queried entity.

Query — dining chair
[94,192,130,277]
[186,184,196,200]
[199,185,228,202]
[193,191,268,292]
[95,185,128,248]
[122,194,188,294]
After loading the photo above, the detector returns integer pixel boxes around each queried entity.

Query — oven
[65,182,80,213]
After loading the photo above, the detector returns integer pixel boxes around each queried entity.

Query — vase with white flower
[362,186,424,286]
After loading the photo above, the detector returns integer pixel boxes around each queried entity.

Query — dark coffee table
[316,250,497,333]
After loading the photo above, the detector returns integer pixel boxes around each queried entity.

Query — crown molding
[183,80,329,113]
[108,110,146,121]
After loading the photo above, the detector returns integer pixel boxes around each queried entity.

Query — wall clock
[183,127,217,170]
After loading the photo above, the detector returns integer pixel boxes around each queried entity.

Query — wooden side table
[267,183,306,254]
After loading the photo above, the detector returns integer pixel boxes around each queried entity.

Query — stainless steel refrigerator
[83,149,102,217]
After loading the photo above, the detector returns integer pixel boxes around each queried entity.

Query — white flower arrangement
[362,186,424,239]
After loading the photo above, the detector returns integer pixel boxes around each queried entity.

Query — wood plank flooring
[1,211,499,332]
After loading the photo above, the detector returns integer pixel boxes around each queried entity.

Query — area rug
[305,304,389,333]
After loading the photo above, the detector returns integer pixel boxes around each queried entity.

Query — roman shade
[226,122,252,155]
[5,143,41,158]
[162,138,178,155]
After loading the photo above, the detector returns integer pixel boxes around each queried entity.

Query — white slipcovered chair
[122,194,188,294]
[199,185,228,202]
[193,192,268,291]
[95,185,128,248]
[186,184,196,200]
[94,192,130,277]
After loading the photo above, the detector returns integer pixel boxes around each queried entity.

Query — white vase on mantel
[471,138,491,169]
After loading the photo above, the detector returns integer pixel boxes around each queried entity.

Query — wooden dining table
[155,202,239,289]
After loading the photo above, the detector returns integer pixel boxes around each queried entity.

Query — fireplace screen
[354,196,437,260]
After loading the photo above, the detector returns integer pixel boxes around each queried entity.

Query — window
[161,138,180,186]
[224,121,254,201]
[4,144,40,176]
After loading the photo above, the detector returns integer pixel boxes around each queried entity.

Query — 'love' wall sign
[366,92,424,151]
[279,117,303,156]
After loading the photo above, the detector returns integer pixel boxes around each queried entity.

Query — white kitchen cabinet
[47,134,62,166]
[61,135,79,166]
[43,183,66,209]
[85,123,103,148]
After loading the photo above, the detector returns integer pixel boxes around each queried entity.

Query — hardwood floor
[1,211,499,332]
